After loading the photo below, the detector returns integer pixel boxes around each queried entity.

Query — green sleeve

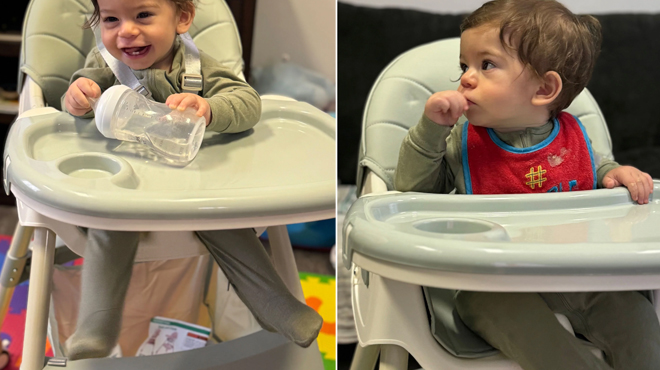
[394,115,456,193]
[60,48,116,119]
[200,54,261,133]
[596,156,620,189]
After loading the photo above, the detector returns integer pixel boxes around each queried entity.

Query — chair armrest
[19,76,46,115]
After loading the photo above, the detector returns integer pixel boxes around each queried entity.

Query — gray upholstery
[357,38,615,358]
[422,287,499,358]
[18,0,243,110]
[356,38,613,194]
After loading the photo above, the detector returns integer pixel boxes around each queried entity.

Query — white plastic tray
[5,99,335,223]
[344,184,660,282]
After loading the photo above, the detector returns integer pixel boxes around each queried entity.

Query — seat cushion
[423,287,499,358]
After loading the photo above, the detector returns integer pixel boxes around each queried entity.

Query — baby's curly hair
[84,0,196,29]
[461,0,601,117]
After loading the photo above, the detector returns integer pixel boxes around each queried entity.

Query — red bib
[462,112,596,194]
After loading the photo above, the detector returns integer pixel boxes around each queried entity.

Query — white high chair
[0,0,334,369]
[342,38,660,370]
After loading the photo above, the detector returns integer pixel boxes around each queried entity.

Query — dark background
[0,1,29,91]
[337,2,660,186]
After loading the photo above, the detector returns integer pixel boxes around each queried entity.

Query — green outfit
[395,115,660,369]
[394,115,618,193]
[61,38,260,134]
[63,38,322,360]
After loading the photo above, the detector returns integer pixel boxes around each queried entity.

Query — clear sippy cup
[91,85,206,164]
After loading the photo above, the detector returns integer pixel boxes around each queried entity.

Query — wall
[251,0,336,82]
[339,0,660,14]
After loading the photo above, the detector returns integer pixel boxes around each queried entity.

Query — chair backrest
[356,38,614,193]
[18,0,243,110]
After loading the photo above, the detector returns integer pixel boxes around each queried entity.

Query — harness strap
[179,32,203,93]
[91,25,203,97]
[93,26,152,98]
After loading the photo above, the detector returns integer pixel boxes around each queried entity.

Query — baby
[395,0,659,369]
[62,0,322,360]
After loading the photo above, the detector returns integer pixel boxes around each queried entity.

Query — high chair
[342,38,660,370]
[0,0,334,369]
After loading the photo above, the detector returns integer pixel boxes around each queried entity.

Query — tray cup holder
[412,218,510,241]
[58,155,122,179]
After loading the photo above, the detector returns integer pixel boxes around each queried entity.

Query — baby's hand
[166,93,212,126]
[602,166,654,204]
[64,78,101,116]
[424,90,469,126]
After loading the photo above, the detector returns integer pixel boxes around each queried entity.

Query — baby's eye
[482,60,495,70]
[137,12,152,19]
[103,16,118,23]
[459,63,468,74]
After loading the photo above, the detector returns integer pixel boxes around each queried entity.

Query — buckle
[181,73,203,92]
[135,85,152,99]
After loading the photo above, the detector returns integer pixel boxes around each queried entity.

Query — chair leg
[0,224,34,328]
[350,344,379,370]
[266,225,305,302]
[380,344,409,370]
[21,227,56,370]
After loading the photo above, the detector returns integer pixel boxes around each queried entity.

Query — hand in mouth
[122,45,151,56]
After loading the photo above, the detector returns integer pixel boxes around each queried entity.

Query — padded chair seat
[423,287,498,358]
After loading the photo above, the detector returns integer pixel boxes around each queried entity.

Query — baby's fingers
[428,95,451,113]
[195,104,208,118]
[175,95,199,111]
[449,95,467,119]
[627,173,650,204]
[166,94,185,109]
[633,172,653,204]
[77,79,101,99]
[70,87,91,109]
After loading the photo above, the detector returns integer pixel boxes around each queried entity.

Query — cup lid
[94,85,132,139]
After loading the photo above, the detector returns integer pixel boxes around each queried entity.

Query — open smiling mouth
[122,45,151,57]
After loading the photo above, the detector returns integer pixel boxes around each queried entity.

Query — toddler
[395,0,659,369]
[62,0,322,359]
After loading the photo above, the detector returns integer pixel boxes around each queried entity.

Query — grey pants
[455,291,660,370]
[66,228,321,360]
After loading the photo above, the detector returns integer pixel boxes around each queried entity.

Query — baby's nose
[460,71,476,88]
[119,22,139,37]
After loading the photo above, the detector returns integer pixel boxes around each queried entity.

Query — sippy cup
[91,85,206,164]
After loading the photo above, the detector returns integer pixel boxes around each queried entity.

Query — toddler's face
[458,25,546,131]
[97,0,192,71]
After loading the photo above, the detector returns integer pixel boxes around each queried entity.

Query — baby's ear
[176,4,195,34]
[531,71,562,107]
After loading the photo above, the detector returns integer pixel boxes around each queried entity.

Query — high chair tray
[343,183,660,290]
[4,99,335,224]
